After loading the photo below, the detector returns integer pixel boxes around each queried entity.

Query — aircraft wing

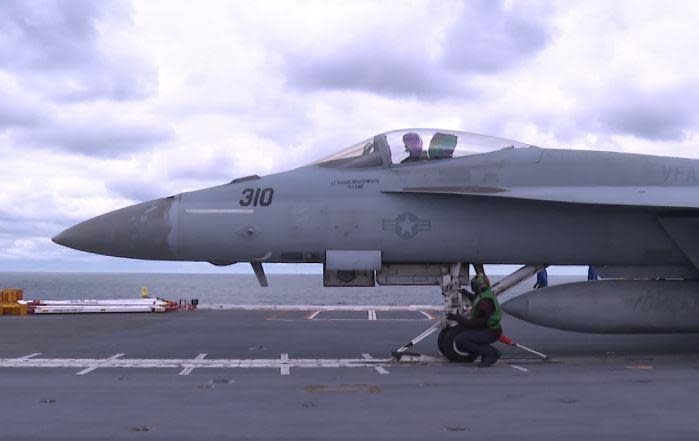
[383,185,699,209]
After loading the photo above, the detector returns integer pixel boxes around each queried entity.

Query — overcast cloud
[286,1,553,98]
[0,0,156,101]
[15,119,173,157]
[1,0,698,273]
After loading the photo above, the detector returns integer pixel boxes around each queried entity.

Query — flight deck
[1,308,699,440]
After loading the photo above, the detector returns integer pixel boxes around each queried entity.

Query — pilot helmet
[403,132,423,156]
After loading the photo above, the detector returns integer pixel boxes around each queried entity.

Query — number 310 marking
[240,188,274,207]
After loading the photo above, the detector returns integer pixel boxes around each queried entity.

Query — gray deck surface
[1,309,699,440]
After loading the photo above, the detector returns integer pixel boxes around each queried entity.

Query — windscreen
[311,136,387,169]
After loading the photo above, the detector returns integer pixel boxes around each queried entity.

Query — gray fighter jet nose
[51,231,69,246]
[52,197,179,260]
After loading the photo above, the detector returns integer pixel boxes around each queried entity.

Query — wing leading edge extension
[383,185,699,210]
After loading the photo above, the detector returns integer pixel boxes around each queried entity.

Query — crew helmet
[470,275,489,293]
[403,132,423,156]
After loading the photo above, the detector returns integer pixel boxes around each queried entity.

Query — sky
[1,0,698,274]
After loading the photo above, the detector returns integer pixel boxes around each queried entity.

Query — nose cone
[53,197,179,260]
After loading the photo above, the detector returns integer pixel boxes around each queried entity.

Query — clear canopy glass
[311,129,534,168]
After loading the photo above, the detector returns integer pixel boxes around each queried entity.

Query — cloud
[589,86,697,141]
[283,0,553,99]
[442,0,552,72]
[104,177,172,202]
[102,154,236,202]
[288,46,469,99]
[0,1,166,161]
[0,0,156,102]
[13,119,172,157]
[523,82,699,144]
[0,94,46,130]
[34,61,157,103]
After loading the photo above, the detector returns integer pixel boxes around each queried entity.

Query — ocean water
[0,272,585,306]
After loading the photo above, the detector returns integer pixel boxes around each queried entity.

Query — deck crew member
[534,269,548,289]
[447,275,503,367]
[588,266,599,280]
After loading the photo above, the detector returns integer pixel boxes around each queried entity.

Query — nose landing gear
[393,264,547,363]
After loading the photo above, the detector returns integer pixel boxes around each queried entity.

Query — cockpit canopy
[311,129,534,169]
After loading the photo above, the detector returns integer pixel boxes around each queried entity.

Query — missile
[501,280,699,333]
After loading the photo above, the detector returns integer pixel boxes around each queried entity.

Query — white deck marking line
[185,209,254,214]
[0,356,397,372]
[178,353,208,376]
[510,365,528,373]
[419,311,435,320]
[306,310,321,320]
[75,353,125,376]
[362,353,389,375]
[15,353,42,361]
[368,310,377,321]
[280,353,290,376]
[201,304,441,311]
[273,318,429,322]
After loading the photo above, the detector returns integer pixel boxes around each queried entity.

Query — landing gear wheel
[437,327,450,356]
[438,326,479,363]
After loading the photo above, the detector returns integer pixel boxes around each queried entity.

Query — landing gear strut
[393,262,471,361]
[393,264,547,362]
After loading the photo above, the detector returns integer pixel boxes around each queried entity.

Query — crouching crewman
[447,275,503,367]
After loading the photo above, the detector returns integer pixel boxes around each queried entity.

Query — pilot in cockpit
[401,132,427,164]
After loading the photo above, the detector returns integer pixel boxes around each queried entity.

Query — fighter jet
[53,129,699,360]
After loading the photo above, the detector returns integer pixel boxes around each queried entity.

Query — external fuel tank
[502,280,699,333]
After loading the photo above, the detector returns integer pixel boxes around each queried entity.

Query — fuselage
[54,145,699,270]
